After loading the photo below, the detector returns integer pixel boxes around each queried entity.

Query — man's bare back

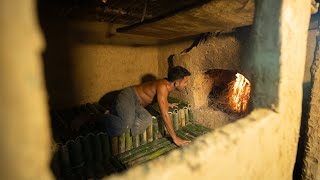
[133,79,169,107]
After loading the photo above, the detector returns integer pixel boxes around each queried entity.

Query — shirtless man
[105,66,191,146]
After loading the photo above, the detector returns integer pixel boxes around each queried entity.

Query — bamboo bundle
[152,116,159,140]
[119,133,126,153]
[125,130,132,151]
[183,107,189,125]
[126,143,177,167]
[132,134,140,148]
[146,123,153,143]
[179,109,185,127]
[140,130,147,145]
[111,136,119,156]
[122,140,171,164]
[173,109,179,130]
[117,138,167,161]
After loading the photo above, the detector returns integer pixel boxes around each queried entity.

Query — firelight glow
[228,73,251,112]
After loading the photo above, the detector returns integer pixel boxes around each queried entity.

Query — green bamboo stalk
[173,109,179,130]
[182,124,203,137]
[146,123,153,143]
[125,130,132,151]
[157,116,165,137]
[188,104,194,123]
[140,130,147,145]
[119,133,126,153]
[183,107,189,125]
[117,138,167,161]
[179,109,185,127]
[152,116,159,140]
[176,130,193,141]
[180,129,197,140]
[126,144,177,167]
[187,123,211,133]
[112,136,119,156]
[122,141,171,164]
[132,134,140,148]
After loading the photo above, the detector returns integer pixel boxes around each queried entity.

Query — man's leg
[113,88,136,133]
[131,105,152,136]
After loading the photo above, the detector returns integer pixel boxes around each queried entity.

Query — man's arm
[157,84,190,146]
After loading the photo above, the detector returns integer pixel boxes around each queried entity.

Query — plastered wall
[40,21,159,108]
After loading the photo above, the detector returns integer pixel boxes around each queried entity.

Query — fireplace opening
[207,69,251,116]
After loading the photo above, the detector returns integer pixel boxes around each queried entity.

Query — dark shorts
[103,87,152,137]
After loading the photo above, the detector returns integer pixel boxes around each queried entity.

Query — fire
[228,73,251,112]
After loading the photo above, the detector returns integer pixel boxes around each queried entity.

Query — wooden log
[122,140,171,164]
[132,134,140,148]
[140,130,147,145]
[146,123,153,143]
[125,130,132,151]
[173,109,179,130]
[111,136,119,156]
[183,107,189,125]
[117,138,167,161]
[152,116,159,140]
[119,133,126,153]
[126,143,177,167]
[179,109,185,127]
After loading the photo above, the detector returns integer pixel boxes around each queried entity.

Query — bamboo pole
[126,144,177,167]
[122,141,171,164]
[187,104,194,123]
[125,130,132,151]
[179,109,185,127]
[152,116,159,140]
[146,123,153,143]
[176,130,193,141]
[112,136,119,156]
[183,107,189,125]
[117,138,167,161]
[182,124,203,137]
[140,130,147,145]
[173,109,179,130]
[119,133,126,153]
[132,134,140,148]
[86,103,100,114]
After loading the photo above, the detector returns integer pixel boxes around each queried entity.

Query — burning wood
[227,73,251,112]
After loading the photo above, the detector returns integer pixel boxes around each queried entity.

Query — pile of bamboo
[111,97,194,156]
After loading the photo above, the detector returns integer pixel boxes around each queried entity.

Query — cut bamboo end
[119,133,126,153]
[179,109,185,127]
[147,123,153,143]
[125,130,132,151]
[112,136,119,156]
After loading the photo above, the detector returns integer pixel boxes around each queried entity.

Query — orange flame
[228,73,251,112]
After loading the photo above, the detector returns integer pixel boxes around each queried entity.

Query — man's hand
[173,136,191,146]
[168,103,179,108]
